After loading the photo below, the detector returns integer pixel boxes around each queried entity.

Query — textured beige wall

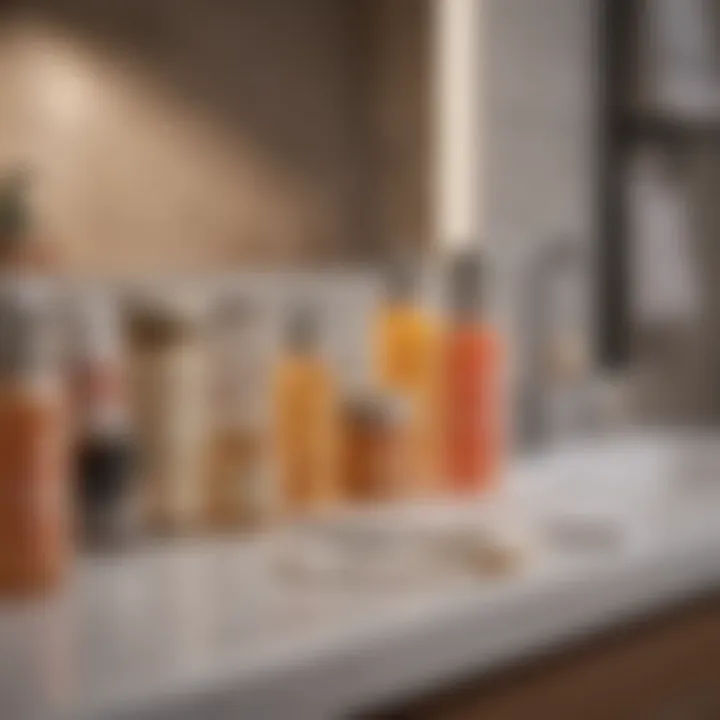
[366,0,431,260]
[0,0,430,274]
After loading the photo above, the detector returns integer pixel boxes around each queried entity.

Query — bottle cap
[212,292,257,329]
[0,278,54,378]
[344,391,410,428]
[448,250,484,318]
[125,293,204,348]
[71,291,124,364]
[383,257,419,303]
[285,303,320,353]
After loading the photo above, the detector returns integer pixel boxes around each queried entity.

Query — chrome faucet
[518,236,587,451]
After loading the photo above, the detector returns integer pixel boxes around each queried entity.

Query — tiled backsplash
[0,0,430,272]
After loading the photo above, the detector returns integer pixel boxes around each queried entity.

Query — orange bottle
[373,263,440,494]
[442,253,503,494]
[342,392,412,503]
[273,305,339,514]
[0,280,71,596]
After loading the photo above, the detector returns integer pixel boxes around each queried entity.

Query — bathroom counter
[2,434,720,720]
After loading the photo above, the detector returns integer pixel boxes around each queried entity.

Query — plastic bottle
[0,279,71,596]
[125,295,209,535]
[373,261,440,494]
[207,293,273,529]
[442,252,504,494]
[273,304,340,515]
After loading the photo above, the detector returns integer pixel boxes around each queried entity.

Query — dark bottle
[69,294,136,550]
[76,436,134,550]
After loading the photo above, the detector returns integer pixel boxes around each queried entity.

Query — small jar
[125,295,209,535]
[342,392,411,503]
[0,279,71,596]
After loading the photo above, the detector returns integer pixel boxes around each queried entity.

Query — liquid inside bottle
[0,280,71,596]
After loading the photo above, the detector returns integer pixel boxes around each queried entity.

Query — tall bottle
[0,280,71,596]
[373,262,440,494]
[273,304,339,515]
[207,293,273,530]
[69,293,135,550]
[442,252,504,494]
[125,296,209,535]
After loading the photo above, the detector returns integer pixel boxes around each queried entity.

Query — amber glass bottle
[342,392,412,503]
[373,263,440,495]
[441,253,504,494]
[273,305,339,515]
[0,280,71,597]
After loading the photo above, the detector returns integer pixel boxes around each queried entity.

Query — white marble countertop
[2,433,720,720]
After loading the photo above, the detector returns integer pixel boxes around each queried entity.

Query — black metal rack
[598,0,720,369]
[597,0,634,368]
